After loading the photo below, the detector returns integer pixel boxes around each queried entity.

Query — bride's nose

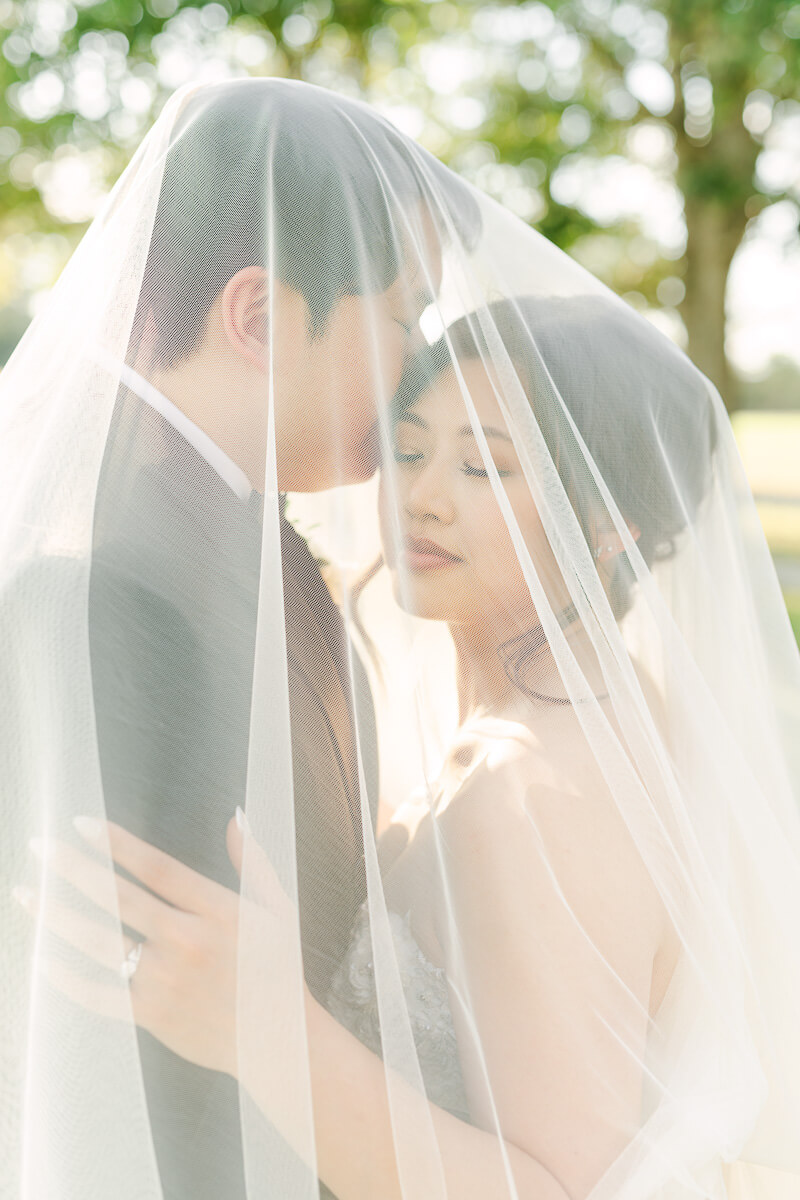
[403,455,455,525]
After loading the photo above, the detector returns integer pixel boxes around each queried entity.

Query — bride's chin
[391,578,456,622]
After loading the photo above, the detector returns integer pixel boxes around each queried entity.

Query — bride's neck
[451,621,525,723]
[451,609,594,724]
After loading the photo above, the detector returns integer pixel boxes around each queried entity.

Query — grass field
[731,411,800,646]
[784,591,800,645]
[732,411,800,558]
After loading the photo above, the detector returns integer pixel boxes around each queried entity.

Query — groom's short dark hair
[135,81,481,371]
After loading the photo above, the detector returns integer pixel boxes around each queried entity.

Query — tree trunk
[666,45,757,415]
[680,195,745,411]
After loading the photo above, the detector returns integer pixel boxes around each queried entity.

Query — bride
[4,78,800,1200]
[326,294,692,1190]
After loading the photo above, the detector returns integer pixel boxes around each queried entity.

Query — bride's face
[379,359,562,629]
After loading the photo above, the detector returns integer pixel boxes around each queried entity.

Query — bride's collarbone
[373,710,608,970]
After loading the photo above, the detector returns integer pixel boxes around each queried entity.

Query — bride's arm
[237,984,571,1200]
[240,751,663,1200]
[17,728,661,1198]
[298,988,571,1200]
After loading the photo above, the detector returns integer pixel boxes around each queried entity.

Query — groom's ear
[220,265,273,372]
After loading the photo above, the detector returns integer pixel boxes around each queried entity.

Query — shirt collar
[116,362,253,505]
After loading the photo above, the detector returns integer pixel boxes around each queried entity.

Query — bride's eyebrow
[396,412,428,429]
[458,424,513,443]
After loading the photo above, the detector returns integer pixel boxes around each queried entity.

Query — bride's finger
[226,811,245,881]
[30,837,171,940]
[73,817,234,917]
[13,884,139,974]
[38,954,133,1023]
[226,811,295,918]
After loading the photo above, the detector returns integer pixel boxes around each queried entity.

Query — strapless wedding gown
[325,899,471,1123]
[324,901,772,1200]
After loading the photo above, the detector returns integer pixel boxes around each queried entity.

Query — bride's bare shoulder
[437,699,600,808]
[434,689,668,936]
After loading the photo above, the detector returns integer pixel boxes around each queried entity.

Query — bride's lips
[402,535,464,571]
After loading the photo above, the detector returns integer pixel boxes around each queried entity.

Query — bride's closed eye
[393,447,424,465]
[461,461,513,479]
[390,446,514,477]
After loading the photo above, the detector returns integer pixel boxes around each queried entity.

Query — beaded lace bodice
[325,900,471,1122]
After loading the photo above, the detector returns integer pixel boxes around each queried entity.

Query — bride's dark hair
[392,293,719,623]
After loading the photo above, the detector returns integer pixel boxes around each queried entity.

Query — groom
[88,83,479,1199]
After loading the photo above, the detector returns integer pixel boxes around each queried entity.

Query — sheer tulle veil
[2,77,800,1200]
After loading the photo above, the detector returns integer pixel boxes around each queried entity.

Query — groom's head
[132,80,480,491]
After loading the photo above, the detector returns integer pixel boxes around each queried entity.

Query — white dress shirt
[117,362,253,505]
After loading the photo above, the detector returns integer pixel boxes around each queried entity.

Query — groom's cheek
[346,423,381,483]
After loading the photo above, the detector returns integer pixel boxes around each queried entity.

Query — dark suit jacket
[86,391,378,1198]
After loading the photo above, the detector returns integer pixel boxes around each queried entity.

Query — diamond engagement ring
[120,940,144,982]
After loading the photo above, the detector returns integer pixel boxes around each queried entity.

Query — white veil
[2,78,800,1200]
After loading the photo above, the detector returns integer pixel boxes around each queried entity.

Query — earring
[594,545,616,557]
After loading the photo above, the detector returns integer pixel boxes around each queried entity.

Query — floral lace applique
[326,902,470,1122]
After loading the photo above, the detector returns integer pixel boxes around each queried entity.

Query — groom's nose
[410,324,429,355]
[406,324,427,358]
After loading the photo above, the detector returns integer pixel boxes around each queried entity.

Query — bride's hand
[11,811,302,1079]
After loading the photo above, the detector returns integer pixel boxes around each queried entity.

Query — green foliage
[784,589,800,647]
[1,0,799,395]
[740,357,800,411]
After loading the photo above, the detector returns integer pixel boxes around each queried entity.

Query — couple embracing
[4,79,800,1200]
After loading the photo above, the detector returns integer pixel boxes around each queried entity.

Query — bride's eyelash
[391,451,511,477]
[462,462,512,478]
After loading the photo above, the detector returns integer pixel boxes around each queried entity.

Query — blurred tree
[659,0,799,405]
[1,0,799,409]
[739,355,800,410]
[429,0,800,409]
